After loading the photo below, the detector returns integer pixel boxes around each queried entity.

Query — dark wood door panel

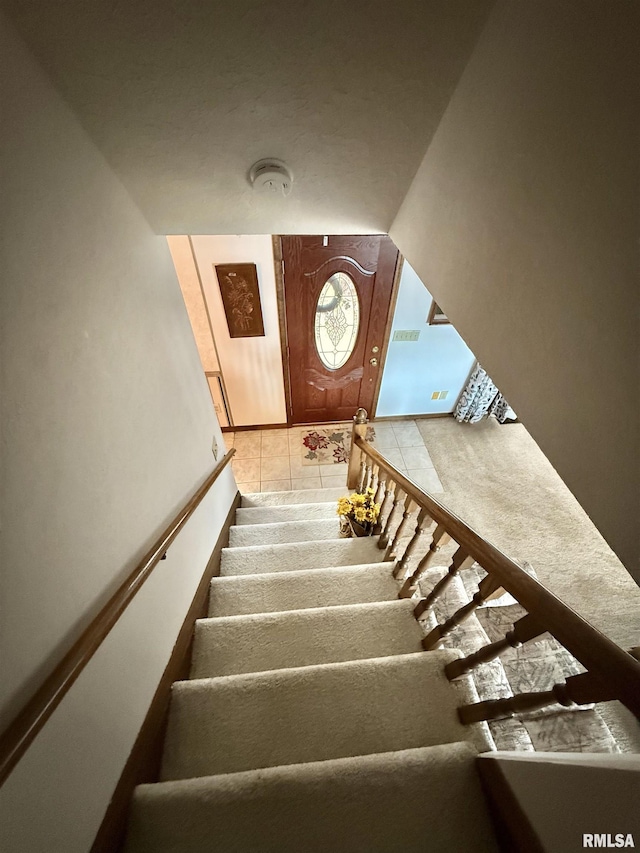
[282,235,398,424]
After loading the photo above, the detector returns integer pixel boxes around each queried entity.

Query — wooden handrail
[0,448,236,787]
[354,435,640,719]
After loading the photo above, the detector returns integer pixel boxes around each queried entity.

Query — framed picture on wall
[427,301,450,325]
[214,263,265,338]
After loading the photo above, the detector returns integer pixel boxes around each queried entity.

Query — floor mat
[301,426,375,465]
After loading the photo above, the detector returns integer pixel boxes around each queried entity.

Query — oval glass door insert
[314,272,360,370]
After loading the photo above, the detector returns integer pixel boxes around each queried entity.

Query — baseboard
[223,415,453,431]
[372,412,453,421]
[90,491,241,853]
[223,422,289,432]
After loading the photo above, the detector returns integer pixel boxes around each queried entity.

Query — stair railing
[0,448,236,788]
[347,408,640,724]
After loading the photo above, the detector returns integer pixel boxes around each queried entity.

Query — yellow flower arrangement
[336,487,381,535]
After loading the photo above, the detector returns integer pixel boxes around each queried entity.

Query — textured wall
[391,0,639,577]
[1,0,493,234]
[0,14,237,851]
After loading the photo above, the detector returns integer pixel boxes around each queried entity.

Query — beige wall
[190,235,288,427]
[0,14,237,851]
[391,0,639,579]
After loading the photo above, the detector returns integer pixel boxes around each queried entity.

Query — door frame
[271,235,294,425]
[273,235,403,425]
[369,251,403,418]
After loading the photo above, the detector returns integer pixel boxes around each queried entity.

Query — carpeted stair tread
[220,537,388,576]
[161,651,494,780]
[208,563,401,617]
[191,600,423,678]
[241,486,347,507]
[229,517,340,547]
[235,502,338,525]
[125,743,498,853]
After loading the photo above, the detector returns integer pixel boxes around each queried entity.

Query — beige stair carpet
[161,651,494,780]
[220,536,387,576]
[124,487,501,852]
[208,563,401,617]
[228,517,340,547]
[191,599,424,678]
[235,501,338,524]
[241,486,347,507]
[125,743,498,853]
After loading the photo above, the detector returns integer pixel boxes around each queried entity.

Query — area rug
[301,426,375,465]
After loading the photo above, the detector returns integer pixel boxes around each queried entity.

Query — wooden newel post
[347,408,369,489]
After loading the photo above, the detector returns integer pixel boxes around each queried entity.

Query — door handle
[369,358,378,366]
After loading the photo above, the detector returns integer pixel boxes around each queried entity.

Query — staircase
[124,487,500,852]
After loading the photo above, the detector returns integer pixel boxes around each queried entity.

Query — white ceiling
[3,0,493,234]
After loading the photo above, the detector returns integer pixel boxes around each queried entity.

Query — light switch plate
[211,435,219,460]
[393,330,420,342]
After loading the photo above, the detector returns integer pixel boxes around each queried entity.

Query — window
[314,272,360,369]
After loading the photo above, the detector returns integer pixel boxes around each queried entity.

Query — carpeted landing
[124,487,499,852]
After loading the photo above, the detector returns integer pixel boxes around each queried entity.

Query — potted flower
[337,488,381,537]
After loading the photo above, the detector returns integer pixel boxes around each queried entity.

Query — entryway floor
[225,419,444,495]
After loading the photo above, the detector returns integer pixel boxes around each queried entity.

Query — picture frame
[427,300,450,325]
[214,263,265,338]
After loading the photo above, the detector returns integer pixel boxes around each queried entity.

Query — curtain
[454,364,515,424]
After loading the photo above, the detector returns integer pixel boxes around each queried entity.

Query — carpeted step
[220,537,388,576]
[161,651,494,780]
[235,502,338,525]
[241,486,347,508]
[228,518,341,547]
[191,600,423,678]
[125,743,498,853]
[208,563,400,617]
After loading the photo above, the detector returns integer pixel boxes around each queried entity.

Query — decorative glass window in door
[314,272,360,370]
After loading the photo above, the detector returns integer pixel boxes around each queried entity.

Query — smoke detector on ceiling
[249,159,293,196]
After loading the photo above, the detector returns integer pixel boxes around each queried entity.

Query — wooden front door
[281,235,398,424]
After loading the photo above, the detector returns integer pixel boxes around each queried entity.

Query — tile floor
[225,419,444,495]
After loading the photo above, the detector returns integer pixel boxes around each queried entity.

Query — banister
[354,435,640,719]
[0,448,236,787]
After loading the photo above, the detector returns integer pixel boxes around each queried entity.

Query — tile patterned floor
[225,419,445,495]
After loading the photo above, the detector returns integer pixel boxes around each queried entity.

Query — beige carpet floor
[415,418,639,645]
[415,416,640,751]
